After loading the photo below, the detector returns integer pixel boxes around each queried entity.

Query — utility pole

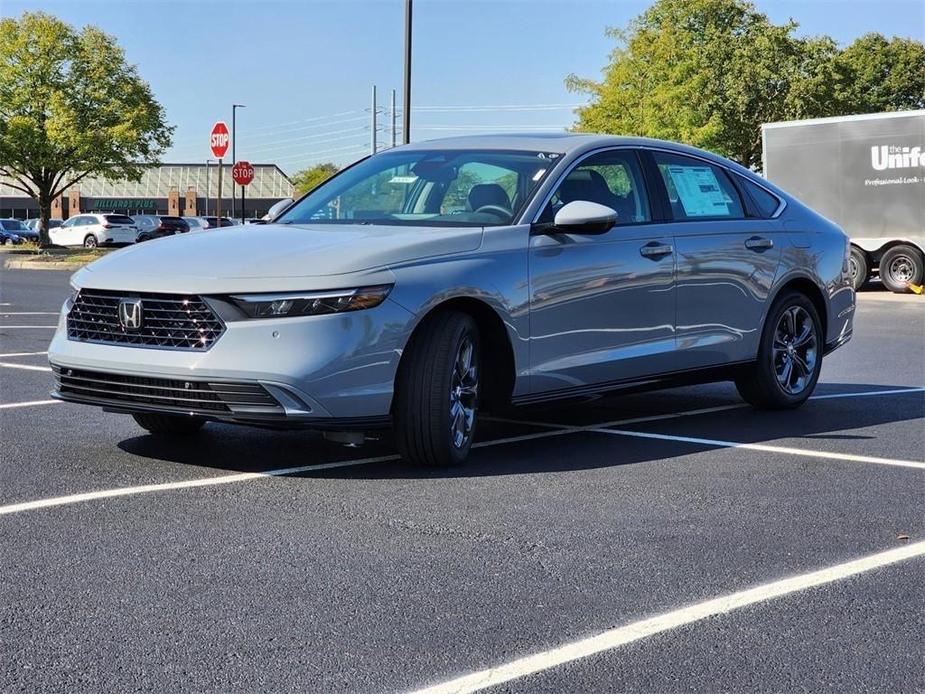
[391,89,397,148]
[370,85,377,156]
[402,0,412,144]
[231,104,246,219]
[205,159,216,216]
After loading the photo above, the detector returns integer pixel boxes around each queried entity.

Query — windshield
[1,220,26,231]
[276,149,561,227]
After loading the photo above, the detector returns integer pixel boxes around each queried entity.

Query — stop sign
[232,160,255,186]
[209,121,230,158]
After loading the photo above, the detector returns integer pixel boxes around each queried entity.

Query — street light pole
[402,0,412,144]
[231,104,246,219]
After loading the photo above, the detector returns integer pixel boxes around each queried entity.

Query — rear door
[647,150,782,367]
[528,148,677,394]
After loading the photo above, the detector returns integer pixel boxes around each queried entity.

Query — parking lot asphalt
[0,266,923,693]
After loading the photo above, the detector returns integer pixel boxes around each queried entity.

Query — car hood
[74,222,484,294]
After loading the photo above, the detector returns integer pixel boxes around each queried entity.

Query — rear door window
[653,152,744,221]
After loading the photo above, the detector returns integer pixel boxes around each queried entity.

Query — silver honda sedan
[48,135,855,466]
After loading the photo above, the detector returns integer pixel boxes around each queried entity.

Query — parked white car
[50,214,138,248]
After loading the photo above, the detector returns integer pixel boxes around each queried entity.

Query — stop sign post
[210,122,230,222]
[232,161,255,224]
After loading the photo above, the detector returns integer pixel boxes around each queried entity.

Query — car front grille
[67,289,225,351]
[53,366,282,416]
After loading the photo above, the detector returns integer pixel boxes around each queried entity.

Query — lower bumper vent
[53,366,282,417]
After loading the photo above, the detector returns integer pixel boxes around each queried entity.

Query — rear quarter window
[741,178,782,218]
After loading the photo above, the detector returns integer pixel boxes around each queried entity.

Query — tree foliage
[0,12,172,243]
[291,162,339,196]
[568,0,925,170]
[836,33,925,112]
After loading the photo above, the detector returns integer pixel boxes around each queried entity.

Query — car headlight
[228,285,393,319]
[64,280,80,312]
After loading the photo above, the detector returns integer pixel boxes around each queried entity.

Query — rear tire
[393,311,480,467]
[879,244,923,293]
[132,412,205,436]
[735,290,823,409]
[83,234,98,249]
[848,246,868,291]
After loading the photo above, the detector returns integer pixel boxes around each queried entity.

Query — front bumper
[48,297,414,426]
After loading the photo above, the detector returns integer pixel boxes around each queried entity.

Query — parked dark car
[201,216,237,228]
[0,218,35,243]
[132,215,191,242]
[24,218,63,238]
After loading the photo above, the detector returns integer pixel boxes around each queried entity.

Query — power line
[414,125,569,131]
[413,103,584,112]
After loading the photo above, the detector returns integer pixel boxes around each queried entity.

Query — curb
[4,258,84,271]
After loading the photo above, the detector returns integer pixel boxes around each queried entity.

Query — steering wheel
[473,204,512,221]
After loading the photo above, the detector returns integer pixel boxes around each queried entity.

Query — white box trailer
[762,110,925,292]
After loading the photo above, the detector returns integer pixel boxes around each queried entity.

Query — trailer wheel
[879,245,924,293]
[848,247,868,291]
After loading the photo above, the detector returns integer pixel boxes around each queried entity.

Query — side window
[540,150,651,225]
[653,152,744,221]
[740,177,782,218]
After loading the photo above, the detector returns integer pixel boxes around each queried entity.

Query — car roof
[387,133,753,176]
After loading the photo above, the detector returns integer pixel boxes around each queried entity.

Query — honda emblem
[118,298,143,331]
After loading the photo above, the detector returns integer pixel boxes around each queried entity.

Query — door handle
[640,242,673,258]
[745,236,774,251]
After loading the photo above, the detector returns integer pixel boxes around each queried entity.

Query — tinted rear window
[104,215,136,225]
[741,178,782,218]
[160,216,186,224]
[0,220,26,231]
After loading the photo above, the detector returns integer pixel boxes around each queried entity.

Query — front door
[528,148,677,396]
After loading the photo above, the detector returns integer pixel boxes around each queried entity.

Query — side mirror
[265,197,294,221]
[552,200,617,235]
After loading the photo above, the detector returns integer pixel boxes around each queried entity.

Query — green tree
[837,33,925,112]
[292,162,339,196]
[567,0,922,170]
[0,12,172,245]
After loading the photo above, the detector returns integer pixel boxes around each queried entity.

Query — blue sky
[4,0,924,173]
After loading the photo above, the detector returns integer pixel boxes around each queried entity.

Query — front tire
[393,311,480,467]
[879,244,923,293]
[132,412,205,436]
[735,290,823,409]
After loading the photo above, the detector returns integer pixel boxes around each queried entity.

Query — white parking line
[811,387,925,400]
[0,386,921,515]
[0,311,58,315]
[410,539,925,694]
[0,325,57,329]
[0,399,60,410]
[0,453,401,516]
[0,351,48,358]
[593,428,925,470]
[0,362,52,372]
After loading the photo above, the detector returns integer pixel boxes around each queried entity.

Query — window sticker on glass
[665,165,731,217]
[389,175,418,184]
